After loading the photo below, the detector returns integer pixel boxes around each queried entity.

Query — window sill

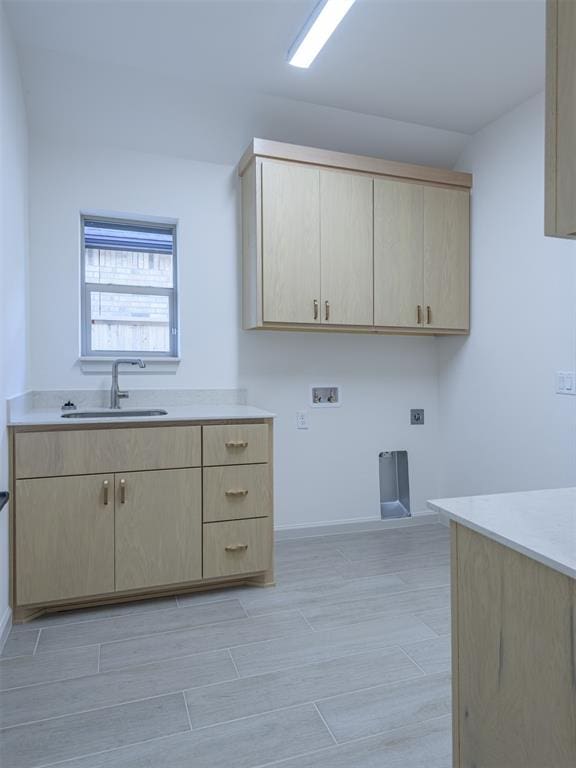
[78,357,181,374]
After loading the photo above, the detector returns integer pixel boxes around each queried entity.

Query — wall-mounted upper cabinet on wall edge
[545,0,576,239]
[240,138,472,336]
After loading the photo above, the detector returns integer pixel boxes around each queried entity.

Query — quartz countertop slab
[9,404,275,427]
[428,488,576,580]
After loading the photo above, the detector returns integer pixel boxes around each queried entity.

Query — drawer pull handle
[417,305,422,324]
[225,543,249,553]
[426,305,432,325]
[225,441,248,449]
[103,480,110,506]
[313,299,319,320]
[325,300,330,321]
[225,489,249,497]
[119,478,126,504]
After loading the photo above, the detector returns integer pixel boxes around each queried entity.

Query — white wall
[0,5,28,634]
[29,138,443,526]
[29,144,239,392]
[28,92,576,531]
[438,93,576,497]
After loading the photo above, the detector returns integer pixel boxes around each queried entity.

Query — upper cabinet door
[423,187,470,331]
[261,160,320,324]
[374,179,424,328]
[546,0,576,237]
[320,170,374,326]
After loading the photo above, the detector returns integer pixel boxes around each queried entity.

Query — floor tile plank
[37,599,247,653]
[401,635,451,674]
[40,704,334,768]
[0,645,99,692]
[100,610,311,672]
[1,629,40,660]
[0,693,190,768]
[0,649,236,728]
[185,646,422,728]
[258,715,451,768]
[301,585,450,631]
[317,672,451,743]
[231,613,436,677]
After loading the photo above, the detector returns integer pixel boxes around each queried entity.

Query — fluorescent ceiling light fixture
[288,0,356,69]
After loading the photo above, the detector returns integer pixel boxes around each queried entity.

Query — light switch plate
[556,371,576,395]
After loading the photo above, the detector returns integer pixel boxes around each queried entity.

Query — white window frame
[80,214,179,358]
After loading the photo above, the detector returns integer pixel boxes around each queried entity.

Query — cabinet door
[423,187,470,330]
[546,0,576,237]
[16,474,114,605]
[115,468,202,592]
[374,179,424,328]
[261,160,320,324]
[320,170,374,326]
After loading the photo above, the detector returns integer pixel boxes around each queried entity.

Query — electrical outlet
[296,410,309,429]
[556,371,576,395]
[410,408,424,425]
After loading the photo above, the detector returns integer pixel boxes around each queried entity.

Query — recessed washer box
[311,386,341,407]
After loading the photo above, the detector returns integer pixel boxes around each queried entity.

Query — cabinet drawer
[203,465,271,522]
[203,518,272,579]
[203,424,269,466]
[15,426,202,479]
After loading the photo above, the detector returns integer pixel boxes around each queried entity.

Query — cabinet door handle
[225,489,249,497]
[426,305,432,325]
[325,301,330,321]
[225,440,248,449]
[417,305,422,325]
[103,480,110,506]
[313,299,319,320]
[225,543,249,552]
[119,478,126,504]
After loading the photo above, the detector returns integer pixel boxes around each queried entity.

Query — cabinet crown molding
[238,138,473,190]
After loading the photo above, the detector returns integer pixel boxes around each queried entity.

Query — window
[81,216,178,357]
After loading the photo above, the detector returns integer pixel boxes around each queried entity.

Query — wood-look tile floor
[0,522,452,768]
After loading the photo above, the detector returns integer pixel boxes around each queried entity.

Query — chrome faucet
[110,358,146,409]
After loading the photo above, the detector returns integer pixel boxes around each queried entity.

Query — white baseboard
[0,607,12,653]
[274,510,440,540]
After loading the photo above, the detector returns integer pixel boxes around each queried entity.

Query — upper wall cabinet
[546,0,576,238]
[240,139,472,335]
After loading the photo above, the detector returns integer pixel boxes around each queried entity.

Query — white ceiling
[5,0,545,165]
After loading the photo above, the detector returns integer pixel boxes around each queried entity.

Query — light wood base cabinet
[241,139,471,335]
[451,522,576,767]
[10,419,274,622]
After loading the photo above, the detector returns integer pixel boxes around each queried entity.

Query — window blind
[84,220,174,254]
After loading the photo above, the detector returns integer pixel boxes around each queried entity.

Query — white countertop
[9,404,275,427]
[428,488,576,580]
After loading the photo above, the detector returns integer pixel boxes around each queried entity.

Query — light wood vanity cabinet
[241,138,472,335]
[546,0,576,238]
[10,419,273,622]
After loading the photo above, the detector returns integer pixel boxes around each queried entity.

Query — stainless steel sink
[62,409,168,419]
